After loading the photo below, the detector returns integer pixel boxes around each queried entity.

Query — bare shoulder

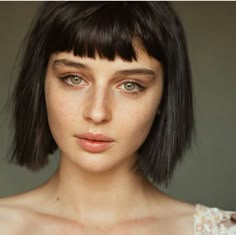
[148,192,196,235]
[0,195,82,235]
[116,199,196,235]
[0,193,44,234]
[164,200,196,235]
[172,201,196,235]
[0,200,29,234]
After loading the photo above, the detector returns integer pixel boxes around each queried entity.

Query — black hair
[10,1,194,186]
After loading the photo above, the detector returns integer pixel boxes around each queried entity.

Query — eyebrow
[52,59,155,77]
[53,59,89,70]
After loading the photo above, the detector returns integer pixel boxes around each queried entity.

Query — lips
[77,133,114,142]
[75,133,114,153]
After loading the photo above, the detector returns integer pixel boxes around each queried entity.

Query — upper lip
[76,133,114,142]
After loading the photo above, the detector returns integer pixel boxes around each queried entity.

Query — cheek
[45,84,80,139]
[47,96,74,123]
[116,93,161,146]
[125,108,156,138]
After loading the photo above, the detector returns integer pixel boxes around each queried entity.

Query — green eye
[124,82,137,91]
[70,76,82,84]
[120,81,145,95]
[60,74,87,88]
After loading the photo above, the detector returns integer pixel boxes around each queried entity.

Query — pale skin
[0,43,199,234]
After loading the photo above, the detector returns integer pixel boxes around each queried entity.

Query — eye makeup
[58,72,147,96]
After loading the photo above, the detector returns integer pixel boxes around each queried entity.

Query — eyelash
[59,74,146,95]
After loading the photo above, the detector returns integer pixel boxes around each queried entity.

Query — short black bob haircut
[11,2,194,187]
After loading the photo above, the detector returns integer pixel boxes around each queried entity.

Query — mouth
[75,133,114,153]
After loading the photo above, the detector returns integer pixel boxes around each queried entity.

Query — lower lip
[76,138,113,153]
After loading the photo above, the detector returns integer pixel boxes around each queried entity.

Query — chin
[69,152,122,174]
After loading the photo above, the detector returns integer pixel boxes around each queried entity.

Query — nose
[83,86,112,124]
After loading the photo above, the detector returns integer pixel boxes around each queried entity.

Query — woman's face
[45,45,163,173]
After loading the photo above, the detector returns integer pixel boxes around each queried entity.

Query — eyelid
[117,78,144,86]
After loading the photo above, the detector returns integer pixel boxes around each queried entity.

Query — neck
[46,152,161,227]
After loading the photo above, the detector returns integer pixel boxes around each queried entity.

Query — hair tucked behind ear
[10,2,194,186]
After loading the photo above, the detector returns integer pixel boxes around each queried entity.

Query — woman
[0,2,235,234]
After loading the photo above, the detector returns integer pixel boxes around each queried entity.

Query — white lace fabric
[194,204,236,235]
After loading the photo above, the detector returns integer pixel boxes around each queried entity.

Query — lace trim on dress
[194,204,236,235]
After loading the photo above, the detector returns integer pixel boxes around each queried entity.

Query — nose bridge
[92,84,108,109]
[84,83,111,123]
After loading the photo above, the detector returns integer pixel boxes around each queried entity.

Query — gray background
[0,2,235,210]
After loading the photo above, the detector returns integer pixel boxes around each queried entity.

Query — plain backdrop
[0,2,235,210]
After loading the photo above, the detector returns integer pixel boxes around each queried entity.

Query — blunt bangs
[42,2,166,62]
